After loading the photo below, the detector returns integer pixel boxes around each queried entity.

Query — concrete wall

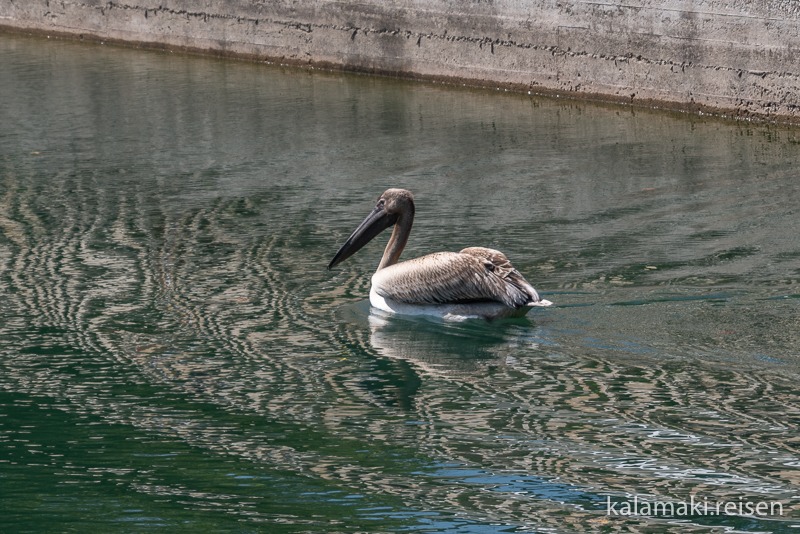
[2,1,799,122]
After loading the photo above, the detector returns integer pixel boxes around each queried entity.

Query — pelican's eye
[377,198,386,208]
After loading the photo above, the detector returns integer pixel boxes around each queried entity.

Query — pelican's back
[372,249,541,308]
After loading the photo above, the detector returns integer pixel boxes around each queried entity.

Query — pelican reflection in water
[328,188,552,320]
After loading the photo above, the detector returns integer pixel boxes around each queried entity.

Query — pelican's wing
[372,250,541,308]
[460,247,542,305]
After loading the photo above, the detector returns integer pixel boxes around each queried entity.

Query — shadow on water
[335,298,558,375]
[370,311,549,375]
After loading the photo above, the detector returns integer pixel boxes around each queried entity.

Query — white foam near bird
[328,188,552,320]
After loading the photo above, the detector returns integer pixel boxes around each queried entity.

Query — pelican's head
[327,188,415,270]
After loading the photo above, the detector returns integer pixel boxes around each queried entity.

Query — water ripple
[2,34,799,532]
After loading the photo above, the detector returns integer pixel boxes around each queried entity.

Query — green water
[1,34,798,533]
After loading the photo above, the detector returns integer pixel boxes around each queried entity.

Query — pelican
[328,188,552,320]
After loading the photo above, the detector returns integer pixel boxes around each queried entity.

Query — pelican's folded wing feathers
[372,249,540,308]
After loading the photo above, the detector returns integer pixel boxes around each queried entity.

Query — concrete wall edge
[3,0,799,126]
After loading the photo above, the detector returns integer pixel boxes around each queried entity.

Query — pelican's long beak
[328,203,398,270]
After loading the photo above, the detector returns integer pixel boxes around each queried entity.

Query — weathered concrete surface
[2,1,799,122]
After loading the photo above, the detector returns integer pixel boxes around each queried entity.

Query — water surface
[1,34,799,532]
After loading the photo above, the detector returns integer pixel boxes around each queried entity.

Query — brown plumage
[372,249,540,308]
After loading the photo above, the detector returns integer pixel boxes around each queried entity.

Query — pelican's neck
[377,208,413,270]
